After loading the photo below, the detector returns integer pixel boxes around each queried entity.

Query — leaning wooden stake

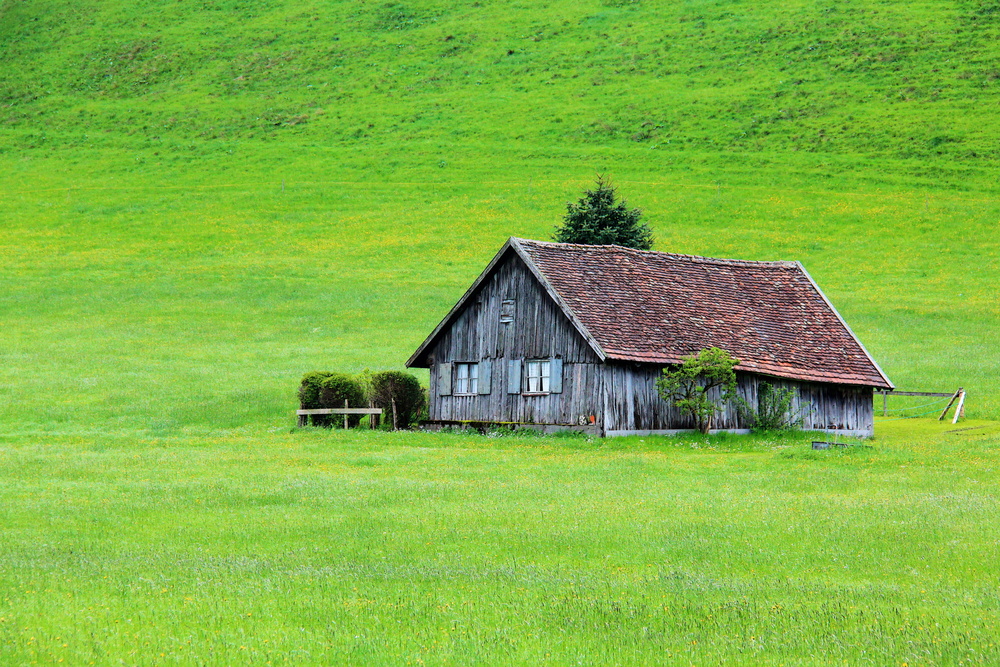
[391,395,398,431]
[951,390,967,425]
[938,388,962,421]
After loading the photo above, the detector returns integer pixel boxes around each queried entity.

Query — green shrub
[736,382,804,432]
[298,371,332,410]
[369,371,425,430]
[297,371,366,428]
[319,373,367,428]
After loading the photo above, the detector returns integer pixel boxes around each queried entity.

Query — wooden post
[938,388,962,421]
[297,413,307,427]
[882,390,887,417]
[952,390,966,425]
[391,396,398,431]
[344,399,349,430]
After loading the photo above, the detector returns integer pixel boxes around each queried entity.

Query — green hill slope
[3,0,1000,174]
[0,0,998,432]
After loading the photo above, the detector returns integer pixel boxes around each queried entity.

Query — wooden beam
[952,390,967,425]
[938,388,962,421]
[296,408,384,415]
[878,390,955,397]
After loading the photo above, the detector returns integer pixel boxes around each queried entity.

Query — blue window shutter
[478,360,492,395]
[439,363,453,396]
[549,358,563,394]
[507,359,522,394]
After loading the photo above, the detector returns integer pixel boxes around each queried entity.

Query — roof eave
[405,238,519,368]
[793,261,895,390]
[602,352,891,389]
[509,238,607,362]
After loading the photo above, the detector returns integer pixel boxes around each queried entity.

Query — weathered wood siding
[427,255,602,424]
[601,364,875,435]
[425,253,875,435]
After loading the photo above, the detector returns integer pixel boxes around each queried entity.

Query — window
[500,299,515,324]
[525,360,550,393]
[455,362,479,395]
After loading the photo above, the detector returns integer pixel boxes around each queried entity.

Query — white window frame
[525,359,551,394]
[454,362,479,395]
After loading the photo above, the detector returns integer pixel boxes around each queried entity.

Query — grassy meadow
[2,421,1000,665]
[2,0,1000,663]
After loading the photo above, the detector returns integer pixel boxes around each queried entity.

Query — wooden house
[406,238,893,436]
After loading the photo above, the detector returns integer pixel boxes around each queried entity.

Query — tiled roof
[514,238,892,389]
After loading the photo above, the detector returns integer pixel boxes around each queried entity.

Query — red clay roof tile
[514,238,892,389]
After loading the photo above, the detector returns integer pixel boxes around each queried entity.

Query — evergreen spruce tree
[553,175,654,249]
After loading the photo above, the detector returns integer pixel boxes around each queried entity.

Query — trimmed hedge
[369,370,425,429]
[298,371,330,410]
[298,370,425,429]
[298,371,366,428]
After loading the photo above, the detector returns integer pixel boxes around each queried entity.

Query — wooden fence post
[938,389,962,421]
[952,390,967,425]
[295,407,383,427]
[344,399,349,430]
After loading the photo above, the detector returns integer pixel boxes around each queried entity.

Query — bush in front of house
[298,371,366,427]
[736,381,804,432]
[655,347,739,434]
[369,370,425,430]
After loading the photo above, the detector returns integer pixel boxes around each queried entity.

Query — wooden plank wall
[736,374,873,432]
[428,255,602,424]
[601,364,875,433]
[426,252,875,434]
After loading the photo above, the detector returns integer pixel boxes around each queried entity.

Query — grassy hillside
[3,0,1000,178]
[1,0,998,429]
[2,3,1000,664]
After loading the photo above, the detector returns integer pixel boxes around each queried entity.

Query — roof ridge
[511,237,799,268]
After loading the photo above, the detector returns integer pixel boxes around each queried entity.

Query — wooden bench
[296,405,384,429]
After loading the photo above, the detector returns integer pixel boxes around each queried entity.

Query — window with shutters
[454,362,479,395]
[525,360,551,394]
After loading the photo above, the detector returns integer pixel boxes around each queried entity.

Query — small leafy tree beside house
[553,175,654,249]
[656,347,740,434]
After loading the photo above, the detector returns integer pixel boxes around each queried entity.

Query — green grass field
[2,421,999,664]
[2,0,1000,663]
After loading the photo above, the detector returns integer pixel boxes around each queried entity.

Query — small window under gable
[454,362,479,395]
[500,299,515,324]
